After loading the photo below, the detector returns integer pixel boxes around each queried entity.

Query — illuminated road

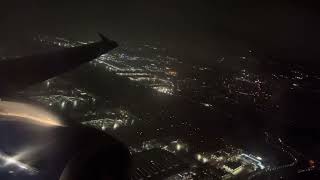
[249,132,299,179]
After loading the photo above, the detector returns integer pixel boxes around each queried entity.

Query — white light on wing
[0,151,38,174]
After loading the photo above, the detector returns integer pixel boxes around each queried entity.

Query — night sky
[1,0,320,64]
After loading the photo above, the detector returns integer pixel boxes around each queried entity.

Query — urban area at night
[0,35,318,179]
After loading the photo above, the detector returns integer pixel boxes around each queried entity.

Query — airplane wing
[0,34,118,97]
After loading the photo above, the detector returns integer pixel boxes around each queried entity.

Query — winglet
[98,33,109,42]
[98,33,118,48]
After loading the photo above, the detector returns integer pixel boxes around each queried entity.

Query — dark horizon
[1,0,320,65]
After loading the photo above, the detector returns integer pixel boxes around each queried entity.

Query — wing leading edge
[0,34,118,97]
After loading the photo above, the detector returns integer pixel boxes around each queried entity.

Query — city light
[46,81,50,88]
[152,86,173,95]
[82,109,138,131]
[30,91,94,110]
[176,144,182,151]
[113,123,119,129]
[240,154,265,169]
[25,34,317,180]
[196,154,202,161]
[61,101,66,109]
[73,100,78,108]
[201,103,213,108]
[202,157,208,163]
[101,125,106,131]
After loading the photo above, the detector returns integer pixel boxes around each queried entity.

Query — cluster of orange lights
[166,70,177,77]
[309,160,316,168]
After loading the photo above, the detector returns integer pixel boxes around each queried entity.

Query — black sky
[1,0,319,64]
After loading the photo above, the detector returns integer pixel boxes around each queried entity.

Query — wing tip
[98,33,108,41]
[98,33,118,48]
